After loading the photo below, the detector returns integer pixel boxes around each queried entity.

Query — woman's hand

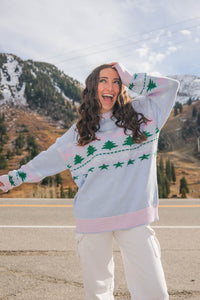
[109,62,118,69]
[111,63,132,87]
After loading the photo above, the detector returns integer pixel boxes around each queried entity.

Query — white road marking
[0,225,199,229]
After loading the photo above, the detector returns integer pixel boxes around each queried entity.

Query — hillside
[0,106,77,198]
[0,53,82,128]
[158,100,200,198]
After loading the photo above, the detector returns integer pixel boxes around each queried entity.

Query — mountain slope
[169,74,200,104]
[0,53,82,127]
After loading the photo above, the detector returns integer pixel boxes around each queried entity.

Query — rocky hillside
[0,53,82,128]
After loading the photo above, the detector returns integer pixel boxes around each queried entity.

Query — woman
[0,62,179,299]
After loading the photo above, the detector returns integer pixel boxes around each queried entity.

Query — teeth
[103,94,113,98]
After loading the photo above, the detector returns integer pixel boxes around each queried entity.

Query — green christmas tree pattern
[87,145,97,156]
[123,136,134,146]
[9,175,15,186]
[143,131,153,138]
[74,155,84,165]
[102,140,118,150]
[134,73,138,80]
[146,79,157,92]
[17,171,27,182]
[155,127,160,134]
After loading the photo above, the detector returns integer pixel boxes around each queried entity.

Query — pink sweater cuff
[0,175,12,192]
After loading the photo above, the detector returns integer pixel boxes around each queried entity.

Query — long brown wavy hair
[76,64,149,146]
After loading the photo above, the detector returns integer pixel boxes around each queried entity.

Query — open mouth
[102,94,114,102]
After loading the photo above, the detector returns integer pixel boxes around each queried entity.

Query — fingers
[0,182,4,186]
[109,62,118,68]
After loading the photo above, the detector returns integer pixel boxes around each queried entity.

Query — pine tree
[165,158,171,181]
[197,112,200,126]
[180,188,187,198]
[68,186,74,198]
[60,184,65,198]
[171,163,176,184]
[159,157,164,174]
[179,177,189,196]
[0,155,7,169]
[164,176,170,198]
[187,98,192,105]
[174,106,178,116]
[192,106,198,118]
[55,174,63,186]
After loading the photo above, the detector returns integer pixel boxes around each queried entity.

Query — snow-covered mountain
[0,54,26,105]
[0,53,82,127]
[169,74,200,104]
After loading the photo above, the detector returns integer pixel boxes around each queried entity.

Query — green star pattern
[127,159,135,165]
[99,164,109,170]
[113,162,124,168]
[139,154,150,161]
[129,82,135,90]
[88,167,95,172]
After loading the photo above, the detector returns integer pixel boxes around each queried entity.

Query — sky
[0,0,200,84]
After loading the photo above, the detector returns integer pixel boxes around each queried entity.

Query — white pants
[75,225,169,300]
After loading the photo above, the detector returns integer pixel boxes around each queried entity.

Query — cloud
[180,30,191,35]
[166,46,178,55]
[136,45,149,57]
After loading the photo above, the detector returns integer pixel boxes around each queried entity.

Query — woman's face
[97,68,120,114]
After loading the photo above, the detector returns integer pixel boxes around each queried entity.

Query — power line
[53,22,200,65]
[42,16,200,62]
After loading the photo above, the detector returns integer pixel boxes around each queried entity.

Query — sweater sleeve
[0,124,76,192]
[115,63,180,129]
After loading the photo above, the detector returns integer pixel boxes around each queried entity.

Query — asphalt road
[0,198,200,299]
